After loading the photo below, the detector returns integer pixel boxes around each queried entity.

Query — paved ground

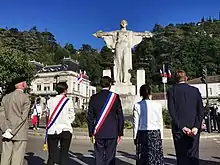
[20,134,220,165]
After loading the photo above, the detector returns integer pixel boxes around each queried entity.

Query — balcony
[30,90,57,96]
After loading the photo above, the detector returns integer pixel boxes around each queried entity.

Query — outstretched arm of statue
[93,30,115,38]
[133,31,153,38]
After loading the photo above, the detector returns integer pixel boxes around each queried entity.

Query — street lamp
[201,68,211,133]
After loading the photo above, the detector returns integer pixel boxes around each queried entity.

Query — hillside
[0,18,220,92]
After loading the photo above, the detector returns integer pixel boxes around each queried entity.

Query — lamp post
[201,68,211,133]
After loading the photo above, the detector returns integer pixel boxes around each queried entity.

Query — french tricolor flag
[77,70,83,83]
[160,69,163,77]
[168,69,172,78]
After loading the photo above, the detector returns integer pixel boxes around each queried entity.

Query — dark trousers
[173,131,200,165]
[217,114,220,132]
[94,138,117,165]
[47,131,72,165]
[37,115,40,128]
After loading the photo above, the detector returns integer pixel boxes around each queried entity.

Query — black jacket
[167,83,204,131]
[88,90,124,138]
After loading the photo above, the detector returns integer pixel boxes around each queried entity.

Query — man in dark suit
[167,70,204,165]
[88,76,124,165]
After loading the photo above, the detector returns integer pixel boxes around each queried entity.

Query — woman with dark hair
[46,82,75,165]
[133,84,164,165]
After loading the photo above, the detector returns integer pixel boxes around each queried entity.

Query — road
[21,134,220,165]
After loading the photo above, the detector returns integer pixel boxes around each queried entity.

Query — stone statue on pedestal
[93,20,153,85]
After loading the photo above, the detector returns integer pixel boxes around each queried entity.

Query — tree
[0,47,34,94]
[64,43,77,55]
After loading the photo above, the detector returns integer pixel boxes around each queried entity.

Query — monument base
[110,84,136,95]
[120,95,141,114]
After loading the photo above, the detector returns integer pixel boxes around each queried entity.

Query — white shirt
[47,95,75,135]
[133,100,163,139]
[217,106,220,114]
[35,104,42,116]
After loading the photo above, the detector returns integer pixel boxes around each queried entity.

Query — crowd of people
[0,69,205,165]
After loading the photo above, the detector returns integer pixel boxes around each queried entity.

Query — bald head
[175,70,188,83]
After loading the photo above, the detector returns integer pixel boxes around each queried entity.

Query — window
[92,90,95,95]
[73,82,76,91]
[53,83,56,91]
[86,86,88,96]
[209,88,212,95]
[78,84,80,91]
[44,84,50,91]
[37,84,41,91]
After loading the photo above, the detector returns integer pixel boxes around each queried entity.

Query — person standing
[133,84,164,165]
[0,77,31,165]
[216,105,220,132]
[46,82,75,165]
[167,70,204,165]
[88,76,124,165]
[32,98,42,130]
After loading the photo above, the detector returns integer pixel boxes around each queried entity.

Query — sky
[0,0,219,50]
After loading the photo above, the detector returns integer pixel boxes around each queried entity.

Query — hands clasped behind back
[182,127,198,136]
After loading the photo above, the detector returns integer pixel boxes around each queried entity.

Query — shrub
[72,111,88,128]
[162,109,172,128]
[124,120,133,129]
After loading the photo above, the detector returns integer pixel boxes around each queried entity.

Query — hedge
[73,109,172,129]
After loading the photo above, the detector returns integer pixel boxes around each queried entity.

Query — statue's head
[120,20,128,28]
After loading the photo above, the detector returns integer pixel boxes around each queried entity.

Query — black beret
[11,76,27,85]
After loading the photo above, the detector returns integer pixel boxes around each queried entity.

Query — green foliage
[133,19,220,89]
[162,109,172,128]
[72,111,88,128]
[124,120,133,129]
[0,47,34,88]
[1,18,220,90]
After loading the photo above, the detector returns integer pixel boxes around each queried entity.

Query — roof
[37,58,79,73]
[187,75,220,84]
[29,60,44,71]
[38,64,68,73]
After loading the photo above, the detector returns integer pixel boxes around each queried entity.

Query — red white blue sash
[93,92,117,136]
[44,96,69,144]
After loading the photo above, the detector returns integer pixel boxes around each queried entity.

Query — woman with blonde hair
[133,84,164,165]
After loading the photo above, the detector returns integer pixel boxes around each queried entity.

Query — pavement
[28,127,220,140]
[22,134,220,165]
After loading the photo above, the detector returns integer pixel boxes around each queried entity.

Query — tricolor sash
[43,96,69,150]
[93,92,117,136]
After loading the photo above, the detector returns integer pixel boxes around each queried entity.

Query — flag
[77,70,83,83]
[163,70,167,78]
[83,70,88,79]
[168,69,172,78]
[160,69,163,77]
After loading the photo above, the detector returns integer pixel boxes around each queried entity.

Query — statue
[93,20,153,84]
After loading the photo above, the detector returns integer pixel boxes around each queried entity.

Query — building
[151,75,220,109]
[30,57,96,109]
[187,75,220,98]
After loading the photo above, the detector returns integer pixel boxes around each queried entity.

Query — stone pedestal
[136,69,145,95]
[120,95,141,114]
[110,83,136,95]
[102,69,111,77]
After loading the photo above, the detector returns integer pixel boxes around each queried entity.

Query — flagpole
[162,64,167,109]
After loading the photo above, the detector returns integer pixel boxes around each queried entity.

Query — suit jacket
[1,89,31,140]
[88,90,124,139]
[167,83,204,132]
